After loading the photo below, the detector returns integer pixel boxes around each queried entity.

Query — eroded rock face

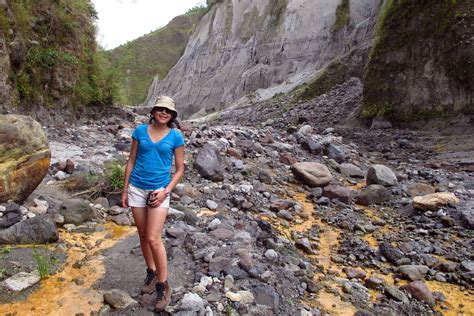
[0,115,51,203]
[145,0,380,118]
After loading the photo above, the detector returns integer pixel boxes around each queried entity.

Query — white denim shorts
[127,184,170,208]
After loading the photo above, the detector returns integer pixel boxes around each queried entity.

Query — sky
[92,0,206,50]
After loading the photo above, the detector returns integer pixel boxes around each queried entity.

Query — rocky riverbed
[0,90,473,315]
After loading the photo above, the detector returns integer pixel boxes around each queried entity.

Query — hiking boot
[155,280,172,311]
[141,268,158,294]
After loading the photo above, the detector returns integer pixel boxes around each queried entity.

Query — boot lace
[156,282,165,300]
[144,269,155,285]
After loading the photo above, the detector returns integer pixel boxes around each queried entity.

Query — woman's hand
[148,190,167,207]
[121,189,129,208]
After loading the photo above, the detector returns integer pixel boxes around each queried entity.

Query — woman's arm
[121,139,138,207]
[165,146,185,193]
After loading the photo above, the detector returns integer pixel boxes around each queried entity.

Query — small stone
[206,200,218,210]
[224,274,235,290]
[3,271,40,291]
[264,249,278,261]
[225,291,241,302]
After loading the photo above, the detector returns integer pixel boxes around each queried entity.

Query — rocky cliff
[105,7,206,105]
[362,0,473,122]
[144,0,382,118]
[0,0,115,119]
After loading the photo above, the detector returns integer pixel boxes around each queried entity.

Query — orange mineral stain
[0,223,134,316]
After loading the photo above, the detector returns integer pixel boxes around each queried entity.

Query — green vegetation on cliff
[1,0,117,108]
[363,0,472,122]
[104,7,206,105]
[332,0,351,33]
[298,59,349,100]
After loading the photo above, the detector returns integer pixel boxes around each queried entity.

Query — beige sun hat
[150,96,178,118]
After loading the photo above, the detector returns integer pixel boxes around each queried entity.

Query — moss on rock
[332,0,351,33]
[363,0,473,122]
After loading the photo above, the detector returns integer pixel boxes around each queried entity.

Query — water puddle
[0,223,134,315]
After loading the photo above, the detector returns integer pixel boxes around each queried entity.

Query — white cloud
[92,0,206,50]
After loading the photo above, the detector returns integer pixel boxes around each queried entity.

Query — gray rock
[59,199,95,225]
[379,242,404,263]
[343,267,366,279]
[108,205,126,216]
[0,215,58,244]
[295,238,315,254]
[356,184,392,205]
[301,139,323,154]
[291,162,333,187]
[460,261,474,272]
[180,292,204,312]
[2,271,40,291]
[206,199,218,210]
[0,210,22,228]
[194,143,224,181]
[366,164,398,187]
[225,265,249,280]
[326,144,346,163]
[110,213,132,226]
[237,248,253,272]
[322,185,352,204]
[384,286,409,303]
[339,163,365,178]
[264,249,278,261]
[400,281,435,307]
[365,277,384,289]
[397,265,429,281]
[210,227,234,240]
[253,286,280,312]
[103,289,138,309]
[277,210,293,220]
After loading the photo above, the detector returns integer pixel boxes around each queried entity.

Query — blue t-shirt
[130,124,185,190]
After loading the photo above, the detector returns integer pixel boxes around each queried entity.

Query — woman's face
[152,107,173,124]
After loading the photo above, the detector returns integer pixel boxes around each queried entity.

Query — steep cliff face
[105,8,205,105]
[145,0,381,118]
[362,0,473,122]
[0,0,115,116]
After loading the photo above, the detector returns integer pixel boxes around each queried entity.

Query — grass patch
[298,58,349,100]
[62,160,124,199]
[32,249,51,279]
[0,246,12,254]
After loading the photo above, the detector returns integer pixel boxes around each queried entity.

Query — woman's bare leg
[146,207,168,282]
[131,207,155,270]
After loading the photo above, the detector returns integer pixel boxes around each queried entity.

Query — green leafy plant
[0,268,6,279]
[0,246,12,254]
[106,163,125,193]
[32,249,51,279]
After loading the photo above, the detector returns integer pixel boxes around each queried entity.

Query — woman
[121,96,185,311]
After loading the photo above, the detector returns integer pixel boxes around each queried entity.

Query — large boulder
[0,215,58,244]
[0,114,51,203]
[193,143,224,181]
[59,199,95,225]
[356,185,392,205]
[366,164,398,187]
[291,162,333,187]
[413,192,459,211]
